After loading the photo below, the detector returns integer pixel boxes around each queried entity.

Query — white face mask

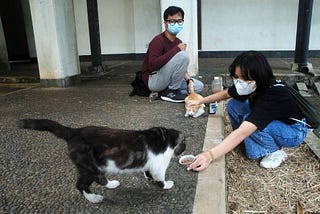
[233,79,256,95]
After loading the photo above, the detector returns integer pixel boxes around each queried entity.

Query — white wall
[73,0,90,55]
[59,0,320,56]
[73,0,160,55]
[98,0,134,54]
[201,0,320,51]
[309,0,320,50]
[133,0,161,53]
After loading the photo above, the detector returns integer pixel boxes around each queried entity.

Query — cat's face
[173,132,186,156]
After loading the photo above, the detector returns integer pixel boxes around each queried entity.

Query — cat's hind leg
[76,172,104,203]
[95,173,120,189]
[144,170,153,181]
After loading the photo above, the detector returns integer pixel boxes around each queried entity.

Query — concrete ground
[0,57,319,213]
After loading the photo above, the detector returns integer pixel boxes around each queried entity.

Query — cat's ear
[173,133,186,156]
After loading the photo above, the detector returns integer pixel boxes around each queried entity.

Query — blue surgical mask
[168,23,183,35]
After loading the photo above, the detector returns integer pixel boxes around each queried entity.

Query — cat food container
[179,155,195,165]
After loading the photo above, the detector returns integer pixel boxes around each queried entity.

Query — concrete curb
[305,129,320,159]
[193,101,226,214]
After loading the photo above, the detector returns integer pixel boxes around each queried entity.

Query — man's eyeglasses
[166,19,184,26]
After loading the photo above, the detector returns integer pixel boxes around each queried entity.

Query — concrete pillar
[0,16,10,71]
[29,0,80,87]
[160,0,198,76]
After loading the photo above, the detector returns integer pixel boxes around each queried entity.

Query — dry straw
[223,104,320,213]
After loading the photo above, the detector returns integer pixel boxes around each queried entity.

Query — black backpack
[275,83,320,129]
[129,71,151,97]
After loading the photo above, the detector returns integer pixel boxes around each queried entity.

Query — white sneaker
[260,150,288,169]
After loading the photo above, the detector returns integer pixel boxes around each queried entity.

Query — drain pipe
[293,0,313,74]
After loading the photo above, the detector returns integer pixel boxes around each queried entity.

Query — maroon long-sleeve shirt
[142,32,182,86]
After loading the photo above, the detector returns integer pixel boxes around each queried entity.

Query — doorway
[0,0,30,61]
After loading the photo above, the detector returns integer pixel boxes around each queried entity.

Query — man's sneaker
[160,89,186,103]
[260,149,288,169]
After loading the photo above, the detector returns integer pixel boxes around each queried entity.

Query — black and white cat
[17,119,186,203]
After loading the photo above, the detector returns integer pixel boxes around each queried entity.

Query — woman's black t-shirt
[227,81,303,130]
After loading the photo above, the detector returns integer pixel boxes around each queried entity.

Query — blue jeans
[148,51,203,94]
[227,99,308,159]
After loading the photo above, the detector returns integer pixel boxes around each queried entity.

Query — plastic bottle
[211,76,222,93]
[209,102,217,114]
[209,77,221,114]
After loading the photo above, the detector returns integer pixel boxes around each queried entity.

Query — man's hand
[187,79,194,94]
[177,43,187,51]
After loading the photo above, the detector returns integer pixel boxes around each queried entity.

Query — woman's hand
[187,151,214,172]
[187,121,257,172]
[186,99,200,107]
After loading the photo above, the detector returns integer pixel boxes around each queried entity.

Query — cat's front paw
[83,191,104,203]
[193,107,205,118]
[105,180,120,189]
[163,180,174,189]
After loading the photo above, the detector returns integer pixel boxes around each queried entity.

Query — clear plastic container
[211,76,222,93]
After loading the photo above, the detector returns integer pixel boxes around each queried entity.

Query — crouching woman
[187,51,308,171]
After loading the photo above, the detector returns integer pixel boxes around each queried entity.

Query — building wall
[73,0,161,55]
[201,0,320,51]
[73,0,90,56]
[24,0,320,57]
[133,0,161,53]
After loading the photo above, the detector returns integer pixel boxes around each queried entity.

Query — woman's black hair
[229,51,275,91]
[163,6,184,21]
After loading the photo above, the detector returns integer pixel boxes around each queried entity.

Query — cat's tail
[17,119,75,140]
